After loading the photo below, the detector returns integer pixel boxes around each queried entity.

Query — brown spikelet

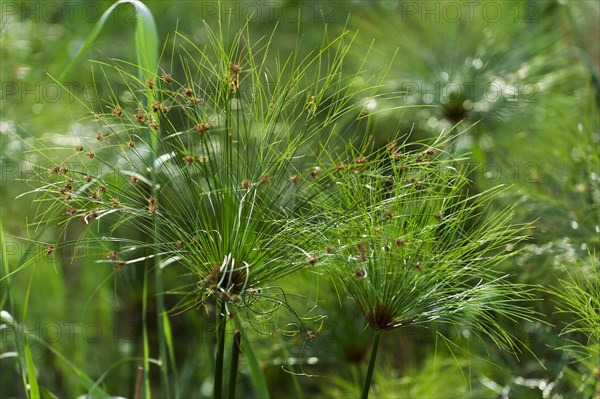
[183,155,194,166]
[189,97,204,106]
[230,63,241,75]
[196,122,210,134]
[148,196,158,214]
[114,260,125,270]
[335,162,347,171]
[112,107,123,117]
[134,109,146,123]
[45,245,55,256]
[260,175,271,185]
[355,267,367,279]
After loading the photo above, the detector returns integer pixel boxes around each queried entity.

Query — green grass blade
[0,223,14,311]
[22,255,39,399]
[39,386,59,399]
[23,337,40,399]
[58,0,158,84]
[235,319,269,399]
[162,311,180,399]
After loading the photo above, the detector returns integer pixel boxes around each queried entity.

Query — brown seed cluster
[184,155,194,166]
[45,245,55,256]
[227,63,241,94]
[196,122,210,134]
[387,141,403,159]
[151,101,168,114]
[355,267,367,279]
[49,165,69,175]
[189,97,204,106]
[260,175,271,185]
[335,162,347,171]
[146,116,159,130]
[134,109,146,123]
[148,196,158,214]
[112,106,123,117]
[356,242,367,261]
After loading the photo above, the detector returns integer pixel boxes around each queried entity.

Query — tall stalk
[227,329,242,399]
[149,127,170,396]
[214,301,227,399]
[361,332,381,399]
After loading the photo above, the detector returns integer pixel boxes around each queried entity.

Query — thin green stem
[227,329,242,399]
[214,301,227,399]
[361,332,381,399]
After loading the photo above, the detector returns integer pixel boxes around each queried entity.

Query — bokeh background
[1,1,598,398]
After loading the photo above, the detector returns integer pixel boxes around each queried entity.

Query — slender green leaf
[58,0,158,85]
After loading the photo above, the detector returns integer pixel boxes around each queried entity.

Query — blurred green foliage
[1,1,599,398]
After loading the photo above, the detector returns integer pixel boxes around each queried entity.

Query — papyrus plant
[307,137,537,398]
[19,15,391,397]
